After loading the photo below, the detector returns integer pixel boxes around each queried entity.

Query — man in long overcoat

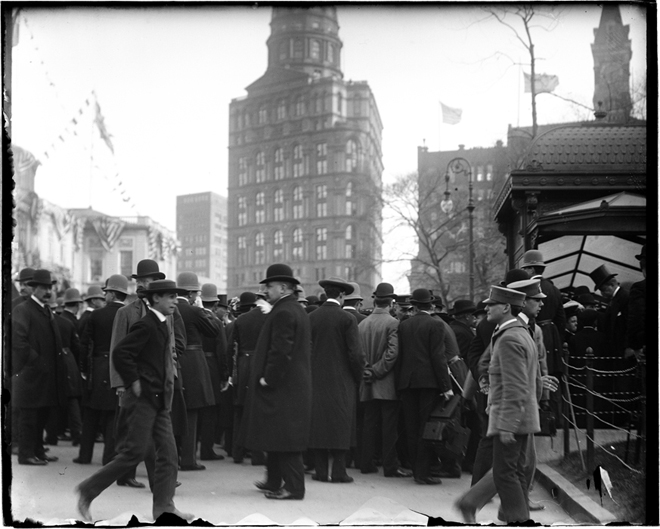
[11,269,67,465]
[244,264,312,500]
[308,277,365,483]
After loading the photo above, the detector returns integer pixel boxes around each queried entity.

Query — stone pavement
[8,443,578,525]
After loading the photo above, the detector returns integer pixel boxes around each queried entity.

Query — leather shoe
[331,475,354,483]
[117,478,146,488]
[200,453,225,461]
[414,477,442,485]
[360,466,378,474]
[38,455,59,462]
[265,489,304,500]
[433,469,461,478]
[179,463,206,471]
[455,501,476,523]
[73,457,90,464]
[311,474,329,482]
[254,480,280,492]
[529,500,545,511]
[19,457,47,466]
[384,469,412,478]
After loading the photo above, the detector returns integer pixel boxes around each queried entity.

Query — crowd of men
[8,244,646,522]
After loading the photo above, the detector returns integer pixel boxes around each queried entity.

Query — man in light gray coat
[358,283,411,478]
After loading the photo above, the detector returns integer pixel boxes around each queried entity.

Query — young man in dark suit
[76,280,194,523]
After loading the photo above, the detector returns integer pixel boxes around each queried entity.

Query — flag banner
[95,101,115,153]
[524,72,559,94]
[441,102,462,125]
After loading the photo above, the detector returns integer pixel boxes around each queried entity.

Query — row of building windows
[179,194,210,204]
[237,183,355,226]
[179,258,209,270]
[277,37,337,64]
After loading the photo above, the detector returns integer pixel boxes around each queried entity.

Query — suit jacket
[396,312,451,393]
[537,277,566,339]
[11,297,67,408]
[61,310,80,334]
[603,286,630,356]
[54,314,84,398]
[228,307,268,406]
[450,319,475,359]
[113,310,174,411]
[343,306,367,324]
[466,318,497,381]
[244,294,312,453]
[487,319,541,436]
[358,308,399,401]
[626,279,646,350]
[308,302,365,449]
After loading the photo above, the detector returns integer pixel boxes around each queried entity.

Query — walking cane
[562,372,586,471]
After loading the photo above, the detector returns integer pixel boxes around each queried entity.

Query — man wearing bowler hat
[308,277,365,483]
[396,288,453,485]
[76,280,194,523]
[244,264,312,500]
[450,300,477,360]
[61,288,84,333]
[79,286,106,336]
[12,267,36,308]
[11,269,67,465]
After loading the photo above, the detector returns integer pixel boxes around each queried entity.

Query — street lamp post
[441,157,475,302]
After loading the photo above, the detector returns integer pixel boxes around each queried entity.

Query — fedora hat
[635,244,646,261]
[63,288,83,303]
[260,263,300,285]
[451,299,477,316]
[409,288,434,305]
[344,282,362,301]
[131,259,166,280]
[373,282,397,299]
[200,283,219,302]
[521,249,546,268]
[217,294,229,308]
[146,279,187,296]
[318,276,354,295]
[500,268,530,287]
[507,278,547,299]
[177,272,200,291]
[16,267,35,283]
[84,285,105,301]
[27,269,57,287]
[239,291,257,308]
[103,274,129,295]
[589,264,617,290]
[483,285,525,307]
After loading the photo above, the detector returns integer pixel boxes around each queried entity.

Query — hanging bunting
[91,216,126,252]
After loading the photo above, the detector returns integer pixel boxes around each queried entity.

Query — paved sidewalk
[8,443,578,525]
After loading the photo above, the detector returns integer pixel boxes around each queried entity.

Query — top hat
[146,279,187,296]
[63,288,83,303]
[217,294,229,308]
[131,259,166,280]
[500,268,530,287]
[472,300,487,315]
[239,291,257,308]
[318,276,354,295]
[451,299,477,316]
[16,267,35,283]
[103,274,129,295]
[507,278,547,299]
[635,244,646,261]
[589,264,617,290]
[84,285,105,301]
[409,288,434,305]
[373,282,397,299]
[306,295,320,306]
[200,283,219,302]
[483,285,526,307]
[344,282,363,301]
[260,263,300,285]
[521,250,546,268]
[177,272,200,291]
[27,269,57,287]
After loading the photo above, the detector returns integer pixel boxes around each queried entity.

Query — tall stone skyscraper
[227,7,383,297]
[591,4,633,122]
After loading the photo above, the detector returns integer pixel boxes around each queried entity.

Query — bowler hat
[451,299,477,316]
[635,244,646,261]
[16,267,35,283]
[521,249,546,268]
[500,268,530,287]
[200,283,219,302]
[217,294,229,308]
[131,259,166,280]
[177,272,201,291]
[306,295,320,306]
[146,279,187,296]
[27,269,57,287]
[63,288,83,303]
[483,285,525,307]
[589,264,617,290]
[103,274,129,295]
[84,285,105,301]
[239,291,257,308]
[344,282,363,301]
[260,263,300,285]
[507,278,547,299]
[409,288,434,305]
[318,276,354,295]
[577,293,597,307]
[472,300,487,315]
[373,282,397,299]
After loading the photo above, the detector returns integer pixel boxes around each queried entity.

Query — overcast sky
[10,4,647,290]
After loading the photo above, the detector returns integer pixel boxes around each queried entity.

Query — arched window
[316,184,327,217]
[310,39,320,59]
[295,96,305,117]
[292,228,303,261]
[256,151,265,183]
[316,143,327,175]
[277,100,287,120]
[274,189,284,221]
[345,182,354,215]
[346,140,358,172]
[238,157,248,186]
[279,41,288,61]
[293,144,304,177]
[337,92,343,115]
[255,232,265,265]
[274,148,284,180]
[293,38,303,59]
[293,186,304,219]
[258,105,268,125]
[316,227,327,261]
[327,43,334,63]
[345,225,356,258]
[255,192,265,224]
[238,196,247,227]
[273,230,283,260]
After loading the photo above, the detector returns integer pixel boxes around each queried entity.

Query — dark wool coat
[396,312,452,393]
[61,310,80,335]
[11,298,67,408]
[228,307,268,407]
[201,310,229,403]
[245,294,312,453]
[177,300,220,409]
[308,302,365,449]
[54,314,84,398]
[343,306,367,324]
[80,301,123,410]
[450,319,475,359]
[466,318,497,381]
[602,286,630,356]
